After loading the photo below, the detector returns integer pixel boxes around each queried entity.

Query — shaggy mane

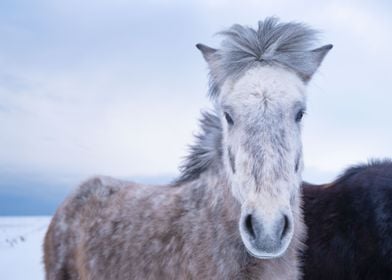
[177,111,222,183]
[208,17,320,97]
[334,159,392,184]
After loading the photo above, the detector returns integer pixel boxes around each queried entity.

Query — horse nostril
[279,214,290,240]
[245,214,256,239]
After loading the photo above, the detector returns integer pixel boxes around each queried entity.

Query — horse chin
[244,245,287,260]
[241,232,294,260]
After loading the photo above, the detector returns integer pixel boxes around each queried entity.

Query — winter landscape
[0,217,50,279]
[1,0,391,279]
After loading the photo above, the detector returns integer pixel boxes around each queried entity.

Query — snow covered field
[0,216,51,279]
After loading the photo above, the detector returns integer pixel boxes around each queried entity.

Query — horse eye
[224,112,234,126]
[295,110,305,122]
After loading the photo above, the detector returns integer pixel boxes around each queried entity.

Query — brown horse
[44,18,332,279]
[302,159,392,280]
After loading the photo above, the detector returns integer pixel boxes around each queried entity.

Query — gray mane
[177,111,222,183]
[208,17,320,98]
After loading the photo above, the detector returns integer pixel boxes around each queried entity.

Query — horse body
[45,170,303,279]
[302,160,392,280]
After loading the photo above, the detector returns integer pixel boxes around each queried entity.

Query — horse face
[219,65,306,259]
[196,19,332,259]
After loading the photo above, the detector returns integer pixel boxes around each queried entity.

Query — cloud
[0,0,391,188]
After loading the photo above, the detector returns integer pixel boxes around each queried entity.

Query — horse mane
[333,159,392,185]
[208,17,320,98]
[177,111,222,183]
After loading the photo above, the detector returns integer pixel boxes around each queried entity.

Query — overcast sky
[0,0,391,190]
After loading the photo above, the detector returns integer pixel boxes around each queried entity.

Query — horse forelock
[207,17,321,98]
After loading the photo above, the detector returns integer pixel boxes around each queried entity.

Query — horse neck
[182,168,241,225]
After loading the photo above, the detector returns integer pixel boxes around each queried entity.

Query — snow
[0,216,51,280]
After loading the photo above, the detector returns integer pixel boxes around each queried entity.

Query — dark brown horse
[302,159,392,280]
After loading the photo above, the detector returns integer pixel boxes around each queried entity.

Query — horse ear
[196,43,217,63]
[303,44,333,82]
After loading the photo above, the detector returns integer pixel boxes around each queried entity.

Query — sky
[0,0,391,214]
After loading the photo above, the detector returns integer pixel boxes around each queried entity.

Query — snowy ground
[0,216,51,280]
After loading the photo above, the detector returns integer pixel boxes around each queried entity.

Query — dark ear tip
[312,44,333,53]
[326,44,333,50]
[196,43,217,61]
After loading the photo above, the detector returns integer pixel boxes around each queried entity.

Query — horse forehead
[224,66,305,106]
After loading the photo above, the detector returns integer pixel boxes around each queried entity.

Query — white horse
[44,18,332,279]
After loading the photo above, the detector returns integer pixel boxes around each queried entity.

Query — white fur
[218,65,306,258]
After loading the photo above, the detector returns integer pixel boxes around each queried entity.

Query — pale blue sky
[0,0,391,198]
